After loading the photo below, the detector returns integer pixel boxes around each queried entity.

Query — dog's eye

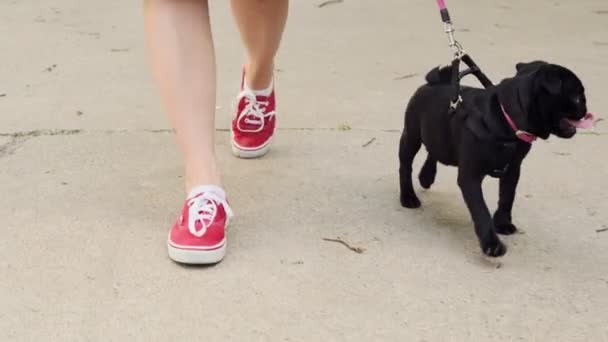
[572,96,582,104]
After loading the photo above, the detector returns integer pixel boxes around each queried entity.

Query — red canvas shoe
[167,186,234,264]
[231,70,277,158]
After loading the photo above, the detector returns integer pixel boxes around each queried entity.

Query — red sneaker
[231,70,277,158]
[167,186,234,264]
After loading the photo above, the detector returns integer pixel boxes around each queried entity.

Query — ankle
[187,184,226,200]
[184,164,222,192]
[245,61,274,90]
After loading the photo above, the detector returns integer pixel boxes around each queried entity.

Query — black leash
[435,0,493,111]
[435,1,521,177]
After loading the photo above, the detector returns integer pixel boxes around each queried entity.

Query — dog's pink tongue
[566,113,596,129]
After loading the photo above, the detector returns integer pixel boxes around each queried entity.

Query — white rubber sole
[167,240,227,265]
[230,132,272,159]
[231,143,271,159]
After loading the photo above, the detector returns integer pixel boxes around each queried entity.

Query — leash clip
[452,42,465,59]
[444,22,465,58]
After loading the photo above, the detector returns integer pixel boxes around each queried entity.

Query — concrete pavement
[1,0,607,340]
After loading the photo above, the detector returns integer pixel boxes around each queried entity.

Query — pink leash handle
[436,0,452,23]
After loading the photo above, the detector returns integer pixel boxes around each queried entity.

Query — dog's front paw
[495,223,518,235]
[493,212,517,235]
[481,238,507,257]
[400,193,421,208]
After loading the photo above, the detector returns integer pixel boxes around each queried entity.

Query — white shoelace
[236,90,276,133]
[187,192,233,238]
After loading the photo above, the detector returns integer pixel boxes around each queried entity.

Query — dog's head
[514,61,593,139]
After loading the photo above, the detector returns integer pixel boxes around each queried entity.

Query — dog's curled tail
[425,65,454,85]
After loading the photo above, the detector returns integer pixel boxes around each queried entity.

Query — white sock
[187,185,226,200]
[244,76,273,97]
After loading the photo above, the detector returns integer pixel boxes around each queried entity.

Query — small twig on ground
[323,237,366,254]
[362,137,376,147]
[338,123,351,131]
[44,64,57,72]
[553,152,571,156]
[596,227,608,233]
[594,118,604,124]
[0,94,6,97]
[318,0,343,8]
[393,73,418,81]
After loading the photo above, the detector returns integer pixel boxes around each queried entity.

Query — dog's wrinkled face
[516,61,590,139]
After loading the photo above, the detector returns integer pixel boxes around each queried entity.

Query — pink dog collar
[500,104,537,144]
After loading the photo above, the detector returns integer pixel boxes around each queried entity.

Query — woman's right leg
[144,0,232,264]
[144,0,219,189]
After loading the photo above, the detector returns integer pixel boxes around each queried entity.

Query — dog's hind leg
[418,155,437,189]
[399,129,422,208]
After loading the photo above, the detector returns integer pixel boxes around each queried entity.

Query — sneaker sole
[167,240,227,265]
[231,143,271,159]
[230,132,273,159]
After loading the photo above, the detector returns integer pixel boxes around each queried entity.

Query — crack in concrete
[0,137,21,158]
[0,127,604,159]
[0,127,401,137]
[0,129,82,138]
[1,127,605,139]
[0,129,82,159]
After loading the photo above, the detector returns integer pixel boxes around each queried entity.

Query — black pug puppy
[399,60,595,257]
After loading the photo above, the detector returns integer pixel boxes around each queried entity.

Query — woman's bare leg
[144,0,220,190]
[231,0,289,90]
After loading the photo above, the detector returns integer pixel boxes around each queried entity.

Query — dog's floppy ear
[516,60,548,74]
[538,65,562,95]
[515,62,529,72]
[425,65,453,85]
